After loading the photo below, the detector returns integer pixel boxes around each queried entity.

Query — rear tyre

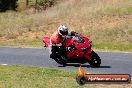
[89,51,101,67]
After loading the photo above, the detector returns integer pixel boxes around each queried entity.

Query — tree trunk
[26,0,29,7]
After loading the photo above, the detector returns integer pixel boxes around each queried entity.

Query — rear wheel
[89,51,101,67]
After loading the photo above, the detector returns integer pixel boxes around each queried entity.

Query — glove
[66,47,72,52]
[71,31,78,36]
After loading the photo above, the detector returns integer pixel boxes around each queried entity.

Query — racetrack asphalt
[0,47,132,75]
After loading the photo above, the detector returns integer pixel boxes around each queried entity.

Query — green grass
[0,36,43,48]
[0,65,131,88]
[0,65,80,88]
[93,42,132,51]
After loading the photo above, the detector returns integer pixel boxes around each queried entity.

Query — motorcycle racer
[42,25,101,67]
[49,24,75,58]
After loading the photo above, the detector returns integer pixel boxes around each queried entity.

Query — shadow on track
[58,63,111,68]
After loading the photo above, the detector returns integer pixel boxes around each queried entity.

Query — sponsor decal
[76,66,131,85]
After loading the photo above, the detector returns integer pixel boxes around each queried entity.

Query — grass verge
[0,65,77,88]
[93,42,132,51]
[0,37,132,52]
[0,65,131,88]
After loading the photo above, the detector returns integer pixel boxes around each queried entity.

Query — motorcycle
[43,33,101,67]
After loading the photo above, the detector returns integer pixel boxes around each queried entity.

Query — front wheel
[53,56,67,65]
[89,51,101,67]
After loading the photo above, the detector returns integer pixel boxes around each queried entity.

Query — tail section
[42,36,50,47]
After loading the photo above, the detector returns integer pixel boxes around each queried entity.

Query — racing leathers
[49,30,75,58]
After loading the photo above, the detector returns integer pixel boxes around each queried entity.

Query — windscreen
[73,35,84,43]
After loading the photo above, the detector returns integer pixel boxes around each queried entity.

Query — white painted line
[94,49,132,54]
[1,64,8,65]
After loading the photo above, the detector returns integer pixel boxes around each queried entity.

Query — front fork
[84,49,93,61]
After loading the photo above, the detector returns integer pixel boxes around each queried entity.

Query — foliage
[0,0,18,11]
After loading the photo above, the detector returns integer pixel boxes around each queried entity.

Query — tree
[26,0,29,7]
[0,0,18,12]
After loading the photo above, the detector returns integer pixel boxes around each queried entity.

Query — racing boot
[50,54,55,59]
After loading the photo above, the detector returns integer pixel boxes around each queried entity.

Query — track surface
[0,47,132,75]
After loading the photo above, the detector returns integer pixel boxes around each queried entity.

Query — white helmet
[58,25,69,36]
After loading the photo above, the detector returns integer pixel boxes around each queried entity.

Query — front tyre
[53,56,67,65]
[89,51,101,67]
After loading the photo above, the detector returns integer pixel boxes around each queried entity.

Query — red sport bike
[43,33,101,67]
